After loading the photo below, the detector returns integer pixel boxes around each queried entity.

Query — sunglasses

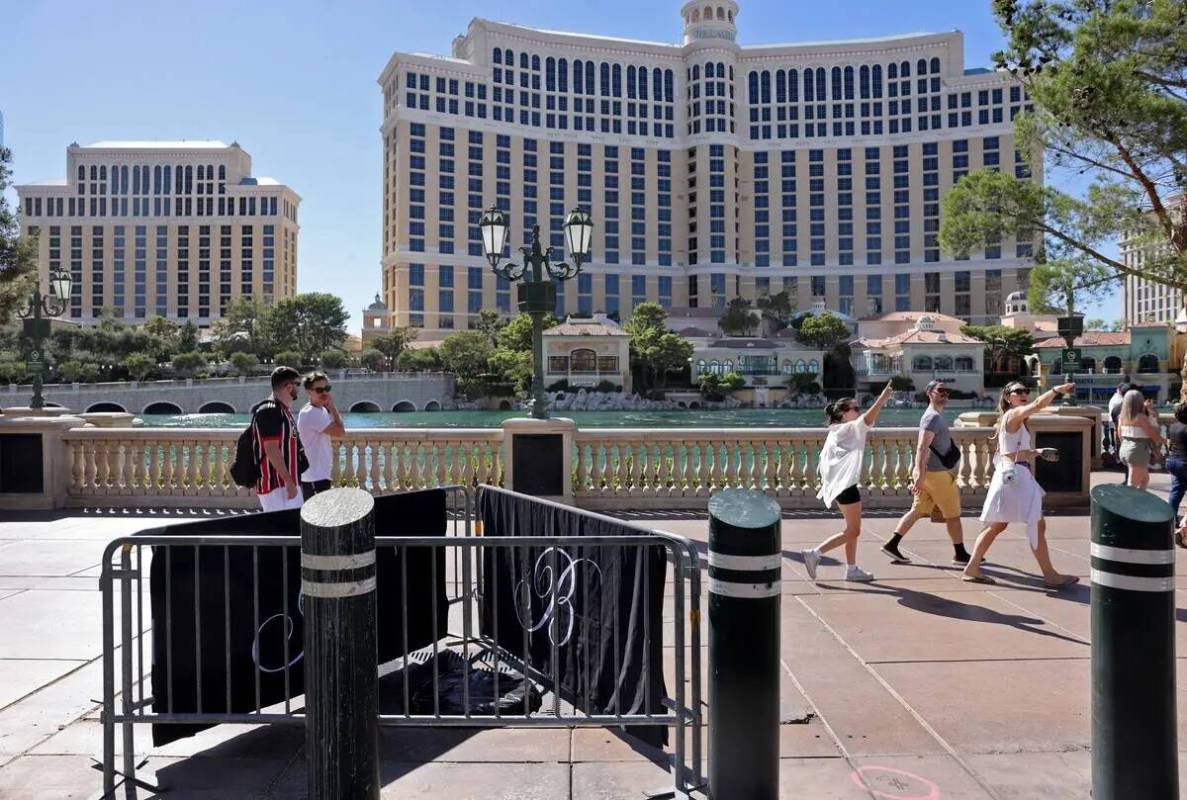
[1009,388,1030,396]
[931,389,949,396]
[312,385,332,394]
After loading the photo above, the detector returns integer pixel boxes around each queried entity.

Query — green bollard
[1091,483,1178,799]
[708,489,782,800]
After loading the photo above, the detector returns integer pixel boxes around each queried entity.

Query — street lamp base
[527,396,550,420]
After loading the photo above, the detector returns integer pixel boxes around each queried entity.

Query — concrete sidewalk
[1,471,1186,798]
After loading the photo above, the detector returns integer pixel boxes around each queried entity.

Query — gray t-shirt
[921,408,952,471]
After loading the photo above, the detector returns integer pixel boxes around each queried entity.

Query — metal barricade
[98,491,702,799]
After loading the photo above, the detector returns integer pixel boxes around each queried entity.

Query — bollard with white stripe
[301,487,380,800]
[707,489,781,800]
[1090,483,1178,799]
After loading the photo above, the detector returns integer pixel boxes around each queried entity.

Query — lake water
[137,407,964,429]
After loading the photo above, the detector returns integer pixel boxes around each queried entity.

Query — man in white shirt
[1107,382,1130,458]
[297,371,345,500]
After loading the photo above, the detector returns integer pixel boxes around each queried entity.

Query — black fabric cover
[144,489,448,745]
[477,486,668,746]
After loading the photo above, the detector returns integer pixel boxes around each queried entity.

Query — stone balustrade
[55,425,997,510]
[61,427,504,509]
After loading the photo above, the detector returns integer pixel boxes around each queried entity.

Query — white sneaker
[802,548,821,581]
[845,565,875,582]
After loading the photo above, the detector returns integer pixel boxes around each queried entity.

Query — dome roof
[366,293,388,312]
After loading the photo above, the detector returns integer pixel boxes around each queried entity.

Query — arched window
[559,58,568,92]
[955,356,975,372]
[748,70,759,102]
[781,360,793,374]
[99,165,107,181]
[77,165,85,183]
[638,65,648,99]
[804,70,814,102]
[703,5,712,20]
[571,349,597,373]
[131,165,139,194]
[930,57,941,74]
[574,60,583,94]
[859,65,870,98]
[692,64,701,82]
[697,359,707,374]
[120,165,128,194]
[520,52,529,70]
[900,60,910,77]
[723,360,734,374]
[716,6,725,20]
[917,58,927,77]
[1138,354,1160,373]
[760,70,771,103]
[815,67,826,100]
[175,164,183,193]
[843,65,854,99]
[546,57,556,91]
[913,355,933,371]
[504,48,514,66]
[153,165,162,194]
[831,66,842,100]
[872,64,883,97]
[888,62,897,80]
[163,164,171,193]
[587,61,596,95]
[691,8,699,21]
[531,54,540,71]
[787,69,798,102]
[612,63,622,95]
[653,67,663,100]
[627,65,636,98]
[709,359,721,374]
[934,355,954,371]
[1104,356,1123,374]
[795,359,808,373]
[217,164,225,181]
[664,69,674,102]
[776,70,786,103]
[728,9,733,20]
[493,48,501,64]
[1079,357,1096,373]
[808,360,820,375]
[600,62,611,95]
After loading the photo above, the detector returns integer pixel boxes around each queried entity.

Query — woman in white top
[962,381,1079,588]
[1118,388,1165,490]
[802,382,894,582]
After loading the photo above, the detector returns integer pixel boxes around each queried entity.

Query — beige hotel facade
[17,141,300,325]
[378,2,1037,339]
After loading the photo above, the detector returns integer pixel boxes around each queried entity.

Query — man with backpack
[245,366,308,512]
[880,379,971,565]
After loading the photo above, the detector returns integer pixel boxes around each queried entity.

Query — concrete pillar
[0,413,85,510]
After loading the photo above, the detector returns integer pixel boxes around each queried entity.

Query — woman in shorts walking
[802,382,894,582]
[1118,388,1164,490]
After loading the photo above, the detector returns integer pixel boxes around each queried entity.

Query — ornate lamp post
[480,207,593,419]
[17,270,73,410]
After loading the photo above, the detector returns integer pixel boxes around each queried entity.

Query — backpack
[228,400,276,488]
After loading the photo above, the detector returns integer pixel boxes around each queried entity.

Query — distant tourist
[1164,403,1187,526]
[962,381,1079,588]
[802,382,895,582]
[251,366,308,512]
[881,380,971,565]
[1118,388,1164,490]
[297,371,345,500]
[1107,382,1130,457]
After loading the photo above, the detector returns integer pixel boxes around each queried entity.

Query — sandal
[961,573,996,585]
[1044,575,1080,590]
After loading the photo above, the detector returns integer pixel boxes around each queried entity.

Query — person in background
[297,371,345,500]
[1164,403,1187,530]
[802,382,895,583]
[1107,383,1129,459]
[881,380,971,565]
[962,381,1079,589]
[1144,396,1164,469]
[252,366,307,512]
[1118,388,1165,490]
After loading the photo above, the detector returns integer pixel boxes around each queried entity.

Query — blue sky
[0,0,1118,328]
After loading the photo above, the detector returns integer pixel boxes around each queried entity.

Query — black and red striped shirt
[251,399,306,495]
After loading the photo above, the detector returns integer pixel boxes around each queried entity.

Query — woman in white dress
[802,382,894,582]
[962,380,1079,588]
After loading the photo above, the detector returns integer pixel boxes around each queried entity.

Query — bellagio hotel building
[378,2,1037,338]
[16,141,300,325]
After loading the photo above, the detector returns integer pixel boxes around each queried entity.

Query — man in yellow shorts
[881,380,971,565]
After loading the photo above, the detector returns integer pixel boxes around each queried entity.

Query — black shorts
[835,485,861,506]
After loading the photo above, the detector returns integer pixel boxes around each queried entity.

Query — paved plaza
[1,473,1186,798]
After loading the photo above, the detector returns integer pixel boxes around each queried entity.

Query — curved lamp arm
[546,260,582,281]
[490,259,526,282]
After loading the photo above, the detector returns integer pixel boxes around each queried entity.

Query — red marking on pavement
[850,765,941,800]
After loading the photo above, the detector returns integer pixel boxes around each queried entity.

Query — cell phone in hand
[1039,448,1060,463]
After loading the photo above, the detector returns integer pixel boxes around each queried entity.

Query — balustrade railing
[60,425,996,509]
[62,428,503,508]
